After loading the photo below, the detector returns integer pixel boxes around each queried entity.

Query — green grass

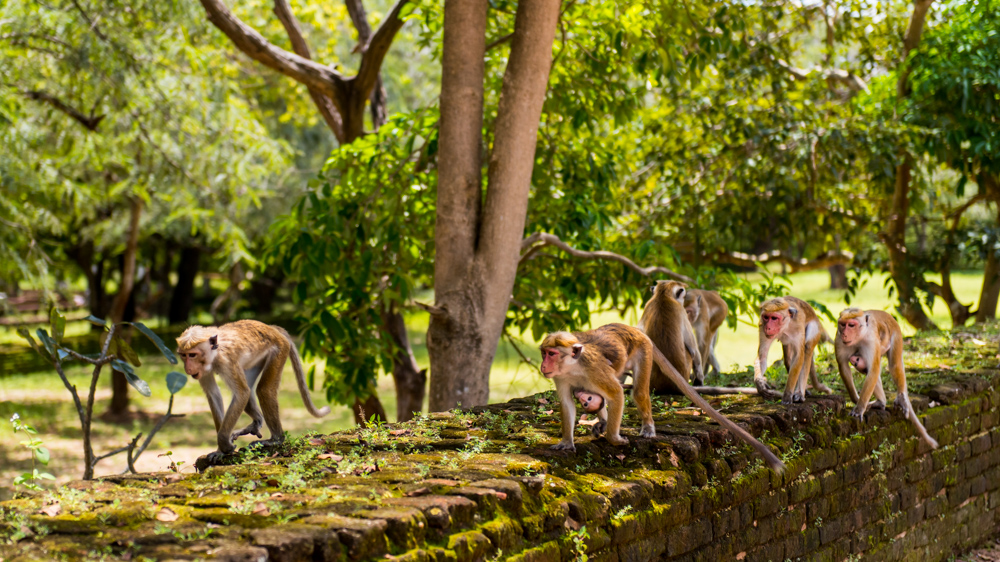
[0,269,989,491]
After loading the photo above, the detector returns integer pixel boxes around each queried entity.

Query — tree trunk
[884,0,937,332]
[68,240,108,332]
[168,245,200,325]
[976,203,1000,323]
[427,0,561,411]
[381,307,426,421]
[885,155,937,330]
[106,198,142,419]
[828,264,847,290]
[352,394,388,425]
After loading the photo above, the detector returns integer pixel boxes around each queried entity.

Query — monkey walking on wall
[754,297,834,404]
[176,320,331,462]
[540,323,784,472]
[834,308,938,449]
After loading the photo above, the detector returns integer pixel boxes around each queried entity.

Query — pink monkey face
[540,348,561,377]
[838,319,862,344]
[574,390,604,413]
[762,313,785,338]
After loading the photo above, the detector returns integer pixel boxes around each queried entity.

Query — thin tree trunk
[168,245,200,324]
[427,0,561,411]
[381,308,425,421]
[106,198,142,419]
[884,0,937,331]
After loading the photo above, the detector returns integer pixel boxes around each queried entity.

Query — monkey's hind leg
[233,364,265,441]
[252,350,287,449]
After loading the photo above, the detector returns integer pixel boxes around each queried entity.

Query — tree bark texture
[884,0,937,331]
[427,0,561,411]
[976,202,1000,323]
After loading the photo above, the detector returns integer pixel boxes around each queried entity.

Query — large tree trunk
[884,0,937,332]
[105,198,142,419]
[976,202,1000,323]
[427,0,561,411]
[168,245,200,325]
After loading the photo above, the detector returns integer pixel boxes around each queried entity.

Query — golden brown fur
[639,281,704,389]
[540,323,784,472]
[684,289,728,379]
[176,320,330,462]
[754,296,832,403]
[835,308,937,449]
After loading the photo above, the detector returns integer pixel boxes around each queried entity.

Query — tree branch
[519,232,694,283]
[12,87,104,131]
[775,58,868,93]
[354,0,408,101]
[707,248,854,273]
[344,0,388,128]
[198,0,349,106]
[273,0,346,142]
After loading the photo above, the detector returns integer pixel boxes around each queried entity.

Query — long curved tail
[901,394,938,449]
[648,340,785,472]
[289,341,331,418]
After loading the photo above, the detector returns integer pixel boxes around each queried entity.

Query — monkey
[640,280,704,389]
[540,323,784,472]
[684,289,729,379]
[753,296,834,404]
[834,308,938,449]
[176,320,331,462]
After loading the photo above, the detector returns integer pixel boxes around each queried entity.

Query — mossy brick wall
[2,372,999,562]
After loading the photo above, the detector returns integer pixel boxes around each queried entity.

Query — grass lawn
[0,269,988,493]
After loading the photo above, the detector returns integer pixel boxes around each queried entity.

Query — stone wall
[1,372,998,562]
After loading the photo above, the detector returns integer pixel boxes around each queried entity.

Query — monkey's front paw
[205,450,230,464]
[639,424,656,438]
[550,441,576,452]
[849,409,866,421]
[590,420,607,438]
[692,376,705,386]
[606,434,629,446]
[781,392,803,405]
[232,424,263,442]
[869,400,886,411]
[893,396,910,417]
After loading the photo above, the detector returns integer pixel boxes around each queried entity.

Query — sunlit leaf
[49,307,65,344]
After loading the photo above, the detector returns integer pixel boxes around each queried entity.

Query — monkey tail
[900,394,938,449]
[648,341,785,473]
[693,386,760,396]
[289,342,331,418]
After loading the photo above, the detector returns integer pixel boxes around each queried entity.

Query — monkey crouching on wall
[176,320,331,463]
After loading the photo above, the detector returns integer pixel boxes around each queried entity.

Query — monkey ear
[864,314,870,326]
[788,307,798,319]
[696,295,702,304]
[209,335,218,350]
[675,287,686,301]
[571,344,584,359]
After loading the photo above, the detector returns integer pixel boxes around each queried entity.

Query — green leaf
[112,360,151,397]
[84,315,107,328]
[16,328,42,356]
[36,329,57,359]
[129,322,177,364]
[49,307,65,344]
[34,446,50,465]
[113,336,142,367]
[166,371,188,395]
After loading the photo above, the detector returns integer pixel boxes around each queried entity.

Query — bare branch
[273,0,346,141]
[775,58,868,93]
[199,0,348,105]
[12,87,104,131]
[502,327,536,367]
[70,0,108,41]
[412,301,447,316]
[707,248,854,273]
[519,232,694,283]
[486,32,514,51]
[354,0,409,100]
[344,0,387,128]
